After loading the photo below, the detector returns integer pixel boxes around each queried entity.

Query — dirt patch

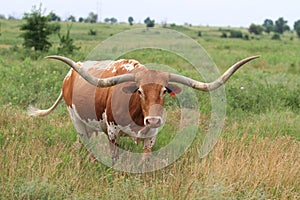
[0,44,11,49]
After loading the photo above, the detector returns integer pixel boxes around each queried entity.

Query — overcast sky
[1,0,299,27]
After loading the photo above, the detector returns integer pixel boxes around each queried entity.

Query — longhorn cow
[29,55,259,162]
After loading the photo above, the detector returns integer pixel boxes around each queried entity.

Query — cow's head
[46,55,259,129]
[122,70,182,128]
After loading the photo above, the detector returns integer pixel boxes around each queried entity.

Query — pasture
[0,19,299,199]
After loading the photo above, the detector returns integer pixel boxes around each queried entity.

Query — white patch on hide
[107,122,121,141]
[67,105,106,137]
[112,67,117,73]
[122,64,135,71]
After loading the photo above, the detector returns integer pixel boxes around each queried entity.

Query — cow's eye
[137,89,143,96]
[163,88,168,94]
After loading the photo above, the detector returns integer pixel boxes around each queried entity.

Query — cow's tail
[28,91,63,117]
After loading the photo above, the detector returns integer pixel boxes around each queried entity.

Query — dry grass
[0,106,299,199]
[193,135,299,199]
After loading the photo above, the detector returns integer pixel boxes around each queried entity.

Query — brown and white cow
[29,55,259,162]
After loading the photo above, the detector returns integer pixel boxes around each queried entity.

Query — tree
[48,11,61,21]
[262,19,274,33]
[294,20,300,38]
[8,15,17,20]
[67,15,76,22]
[85,12,98,23]
[274,17,290,34]
[128,16,134,25]
[78,17,84,23]
[104,17,118,24]
[249,23,264,35]
[20,4,61,51]
[144,17,155,28]
[110,17,118,24]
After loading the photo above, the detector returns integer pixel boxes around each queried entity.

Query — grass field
[0,19,299,199]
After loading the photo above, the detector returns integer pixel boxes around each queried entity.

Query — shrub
[244,34,250,40]
[57,25,80,55]
[221,32,227,38]
[229,30,243,38]
[88,29,97,36]
[271,33,281,40]
[197,31,202,37]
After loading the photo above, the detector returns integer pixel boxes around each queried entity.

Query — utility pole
[97,0,102,22]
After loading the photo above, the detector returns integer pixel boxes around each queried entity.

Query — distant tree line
[2,9,300,37]
[1,10,157,28]
[47,11,99,23]
[0,11,99,24]
[0,14,18,20]
[46,12,156,28]
[249,17,300,38]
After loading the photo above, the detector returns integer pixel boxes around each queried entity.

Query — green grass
[0,19,299,199]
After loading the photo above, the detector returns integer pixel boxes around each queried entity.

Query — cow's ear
[122,84,138,94]
[166,84,182,95]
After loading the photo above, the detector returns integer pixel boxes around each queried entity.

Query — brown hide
[62,60,148,128]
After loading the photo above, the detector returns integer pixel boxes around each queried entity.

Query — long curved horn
[169,56,259,91]
[46,55,135,87]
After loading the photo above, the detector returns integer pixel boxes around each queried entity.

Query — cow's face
[123,70,182,128]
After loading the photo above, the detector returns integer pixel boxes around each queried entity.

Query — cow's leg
[109,138,120,164]
[142,136,157,160]
[136,136,157,170]
[107,123,121,164]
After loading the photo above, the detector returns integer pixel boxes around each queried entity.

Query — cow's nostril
[144,117,162,128]
[146,118,159,125]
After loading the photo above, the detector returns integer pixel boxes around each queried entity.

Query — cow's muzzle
[144,116,163,128]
